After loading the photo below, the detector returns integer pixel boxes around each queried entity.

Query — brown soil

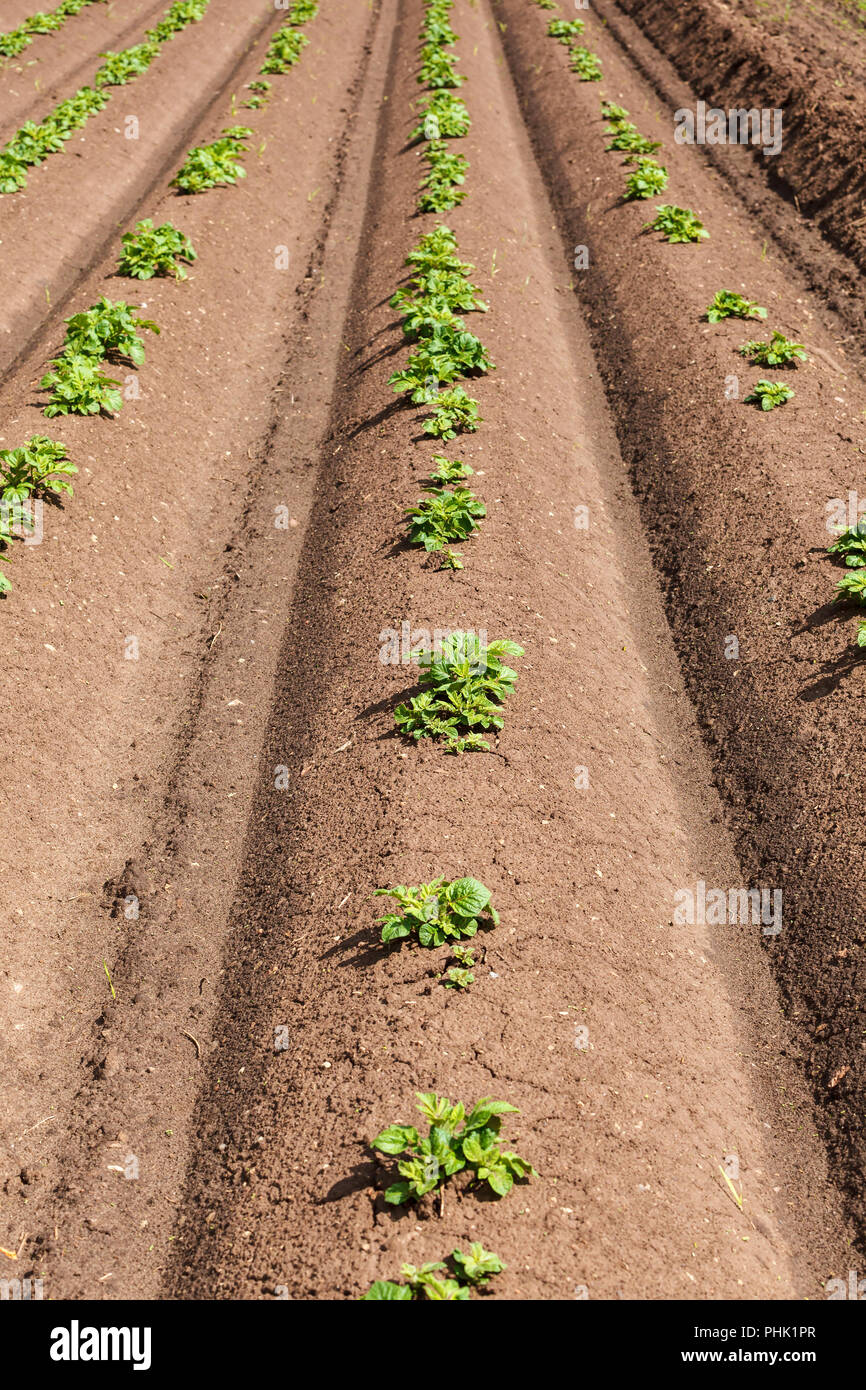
[1,0,865,1303]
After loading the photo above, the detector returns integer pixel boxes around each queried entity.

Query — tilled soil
[1,0,865,1301]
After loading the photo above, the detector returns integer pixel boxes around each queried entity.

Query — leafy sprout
[548,18,584,42]
[705,290,767,322]
[0,435,76,505]
[62,297,159,366]
[743,379,794,411]
[569,46,602,80]
[411,91,471,140]
[394,630,523,752]
[443,966,474,989]
[371,1092,536,1205]
[260,26,308,74]
[117,219,197,280]
[643,204,709,243]
[451,1244,504,1286]
[624,157,668,200]
[171,127,251,193]
[738,331,807,367]
[422,387,481,439]
[374,876,499,947]
[94,42,158,86]
[405,483,485,560]
[40,354,122,416]
[360,1245,505,1300]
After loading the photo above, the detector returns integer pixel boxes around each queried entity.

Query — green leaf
[383,1181,412,1205]
[371,1124,418,1155]
[446,877,491,918]
[359,1280,413,1300]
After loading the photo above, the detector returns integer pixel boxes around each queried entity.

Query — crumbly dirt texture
[1,0,865,1301]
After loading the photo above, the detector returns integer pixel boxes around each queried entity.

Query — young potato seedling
[422,386,481,439]
[451,1243,504,1286]
[425,453,472,485]
[644,205,709,243]
[405,482,486,560]
[624,157,668,200]
[390,325,494,396]
[548,18,584,42]
[705,290,767,322]
[360,1245,505,1300]
[374,876,498,947]
[570,46,602,80]
[743,379,794,410]
[146,0,209,42]
[172,127,252,193]
[371,1092,536,1205]
[241,80,271,110]
[41,355,122,417]
[62,297,159,366]
[285,0,318,20]
[738,331,807,367]
[260,26,308,74]
[117,219,197,280]
[606,125,662,158]
[94,42,159,87]
[411,92,471,140]
[828,520,866,570]
[394,630,523,751]
[0,436,76,504]
[419,45,463,88]
[443,966,474,989]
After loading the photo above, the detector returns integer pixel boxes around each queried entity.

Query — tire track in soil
[163,0,848,1301]
[0,0,300,380]
[494,0,866,1252]
[0,0,383,1300]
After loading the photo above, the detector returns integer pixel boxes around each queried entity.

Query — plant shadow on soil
[797,596,866,699]
[320,1157,380,1205]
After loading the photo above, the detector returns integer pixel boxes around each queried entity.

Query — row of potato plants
[361,0,535,1304]
[0,0,212,195]
[0,0,101,61]
[539,6,864,641]
[0,1,319,591]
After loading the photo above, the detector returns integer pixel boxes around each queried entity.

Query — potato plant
[743,379,794,410]
[172,127,252,193]
[260,26,308,74]
[829,522,866,645]
[94,42,159,87]
[394,631,523,752]
[548,19,584,42]
[117,220,197,280]
[705,290,766,322]
[41,355,122,417]
[411,91,471,141]
[371,1093,535,1205]
[361,1245,505,1300]
[374,876,498,947]
[0,436,76,505]
[570,46,602,81]
[624,157,668,200]
[62,298,160,366]
[405,479,485,562]
[738,331,807,367]
[644,205,709,243]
